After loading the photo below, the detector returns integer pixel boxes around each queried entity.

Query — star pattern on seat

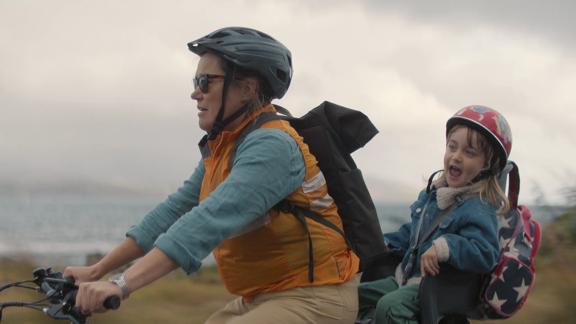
[505,240,520,259]
[499,235,509,250]
[475,165,541,320]
[498,215,513,231]
[513,278,529,303]
[497,265,508,281]
[489,291,507,310]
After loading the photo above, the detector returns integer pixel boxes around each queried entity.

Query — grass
[0,258,232,324]
[3,255,574,324]
[2,209,576,323]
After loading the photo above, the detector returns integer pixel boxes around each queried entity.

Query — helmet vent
[255,31,274,40]
[276,69,288,82]
[211,31,229,39]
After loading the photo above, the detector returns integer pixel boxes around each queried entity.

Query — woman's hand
[75,281,122,315]
[63,265,103,284]
[420,245,440,277]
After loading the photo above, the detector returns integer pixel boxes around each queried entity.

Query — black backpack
[233,101,388,281]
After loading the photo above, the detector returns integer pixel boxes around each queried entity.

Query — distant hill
[0,179,162,198]
[0,175,418,202]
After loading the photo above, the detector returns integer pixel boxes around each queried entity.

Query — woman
[64,27,359,324]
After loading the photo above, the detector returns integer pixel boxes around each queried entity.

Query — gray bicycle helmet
[188,26,293,99]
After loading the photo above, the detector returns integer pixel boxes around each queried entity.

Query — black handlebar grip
[103,295,121,310]
[64,276,76,286]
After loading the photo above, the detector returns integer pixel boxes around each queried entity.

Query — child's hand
[420,246,440,277]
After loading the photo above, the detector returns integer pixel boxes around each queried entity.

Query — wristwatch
[108,273,130,299]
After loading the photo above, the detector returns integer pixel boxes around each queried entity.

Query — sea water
[0,194,562,267]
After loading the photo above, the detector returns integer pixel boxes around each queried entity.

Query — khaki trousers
[205,277,359,324]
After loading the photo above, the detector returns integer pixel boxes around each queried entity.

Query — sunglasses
[193,74,226,93]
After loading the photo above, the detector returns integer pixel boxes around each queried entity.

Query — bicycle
[0,267,120,324]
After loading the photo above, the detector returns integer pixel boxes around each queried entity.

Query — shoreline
[0,251,217,270]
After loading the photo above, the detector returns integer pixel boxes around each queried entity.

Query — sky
[1,0,575,204]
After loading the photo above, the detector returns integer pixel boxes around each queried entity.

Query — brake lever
[43,286,87,324]
[44,305,87,324]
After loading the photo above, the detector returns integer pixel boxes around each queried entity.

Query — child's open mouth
[449,165,462,178]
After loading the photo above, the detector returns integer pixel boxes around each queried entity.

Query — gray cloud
[1,0,574,204]
[1,100,201,187]
[359,0,576,50]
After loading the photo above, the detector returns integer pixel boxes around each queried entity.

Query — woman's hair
[217,56,272,114]
[442,124,510,215]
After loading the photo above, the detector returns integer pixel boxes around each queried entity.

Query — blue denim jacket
[384,188,499,280]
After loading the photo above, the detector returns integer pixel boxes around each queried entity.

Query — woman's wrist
[90,262,106,280]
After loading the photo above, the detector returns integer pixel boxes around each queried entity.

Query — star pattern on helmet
[513,278,529,303]
[470,106,490,121]
[492,114,512,145]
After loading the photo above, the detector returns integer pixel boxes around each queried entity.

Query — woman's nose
[191,87,202,101]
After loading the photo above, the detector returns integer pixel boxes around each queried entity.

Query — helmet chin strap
[206,66,252,140]
[207,71,233,140]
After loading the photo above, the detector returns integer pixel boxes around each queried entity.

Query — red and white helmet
[446,105,512,171]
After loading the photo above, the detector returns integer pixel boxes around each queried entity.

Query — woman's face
[444,126,488,188]
[191,52,249,132]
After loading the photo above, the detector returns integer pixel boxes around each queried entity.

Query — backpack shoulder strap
[507,161,520,209]
[280,202,346,238]
[229,111,284,167]
[273,104,292,117]
[276,201,348,283]
[498,160,520,210]
[230,105,296,167]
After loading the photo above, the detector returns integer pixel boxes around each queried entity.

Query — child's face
[444,126,488,188]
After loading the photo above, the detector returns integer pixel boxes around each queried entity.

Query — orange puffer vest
[199,105,359,299]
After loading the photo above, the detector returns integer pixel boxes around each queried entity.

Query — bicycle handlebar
[0,267,121,324]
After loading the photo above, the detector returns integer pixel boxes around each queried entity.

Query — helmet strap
[206,65,259,140]
[208,66,235,140]
[220,102,252,126]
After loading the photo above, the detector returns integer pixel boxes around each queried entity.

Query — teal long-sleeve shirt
[126,128,306,274]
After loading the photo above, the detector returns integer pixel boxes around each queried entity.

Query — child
[357,105,513,324]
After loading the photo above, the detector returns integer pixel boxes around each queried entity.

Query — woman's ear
[241,78,259,100]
